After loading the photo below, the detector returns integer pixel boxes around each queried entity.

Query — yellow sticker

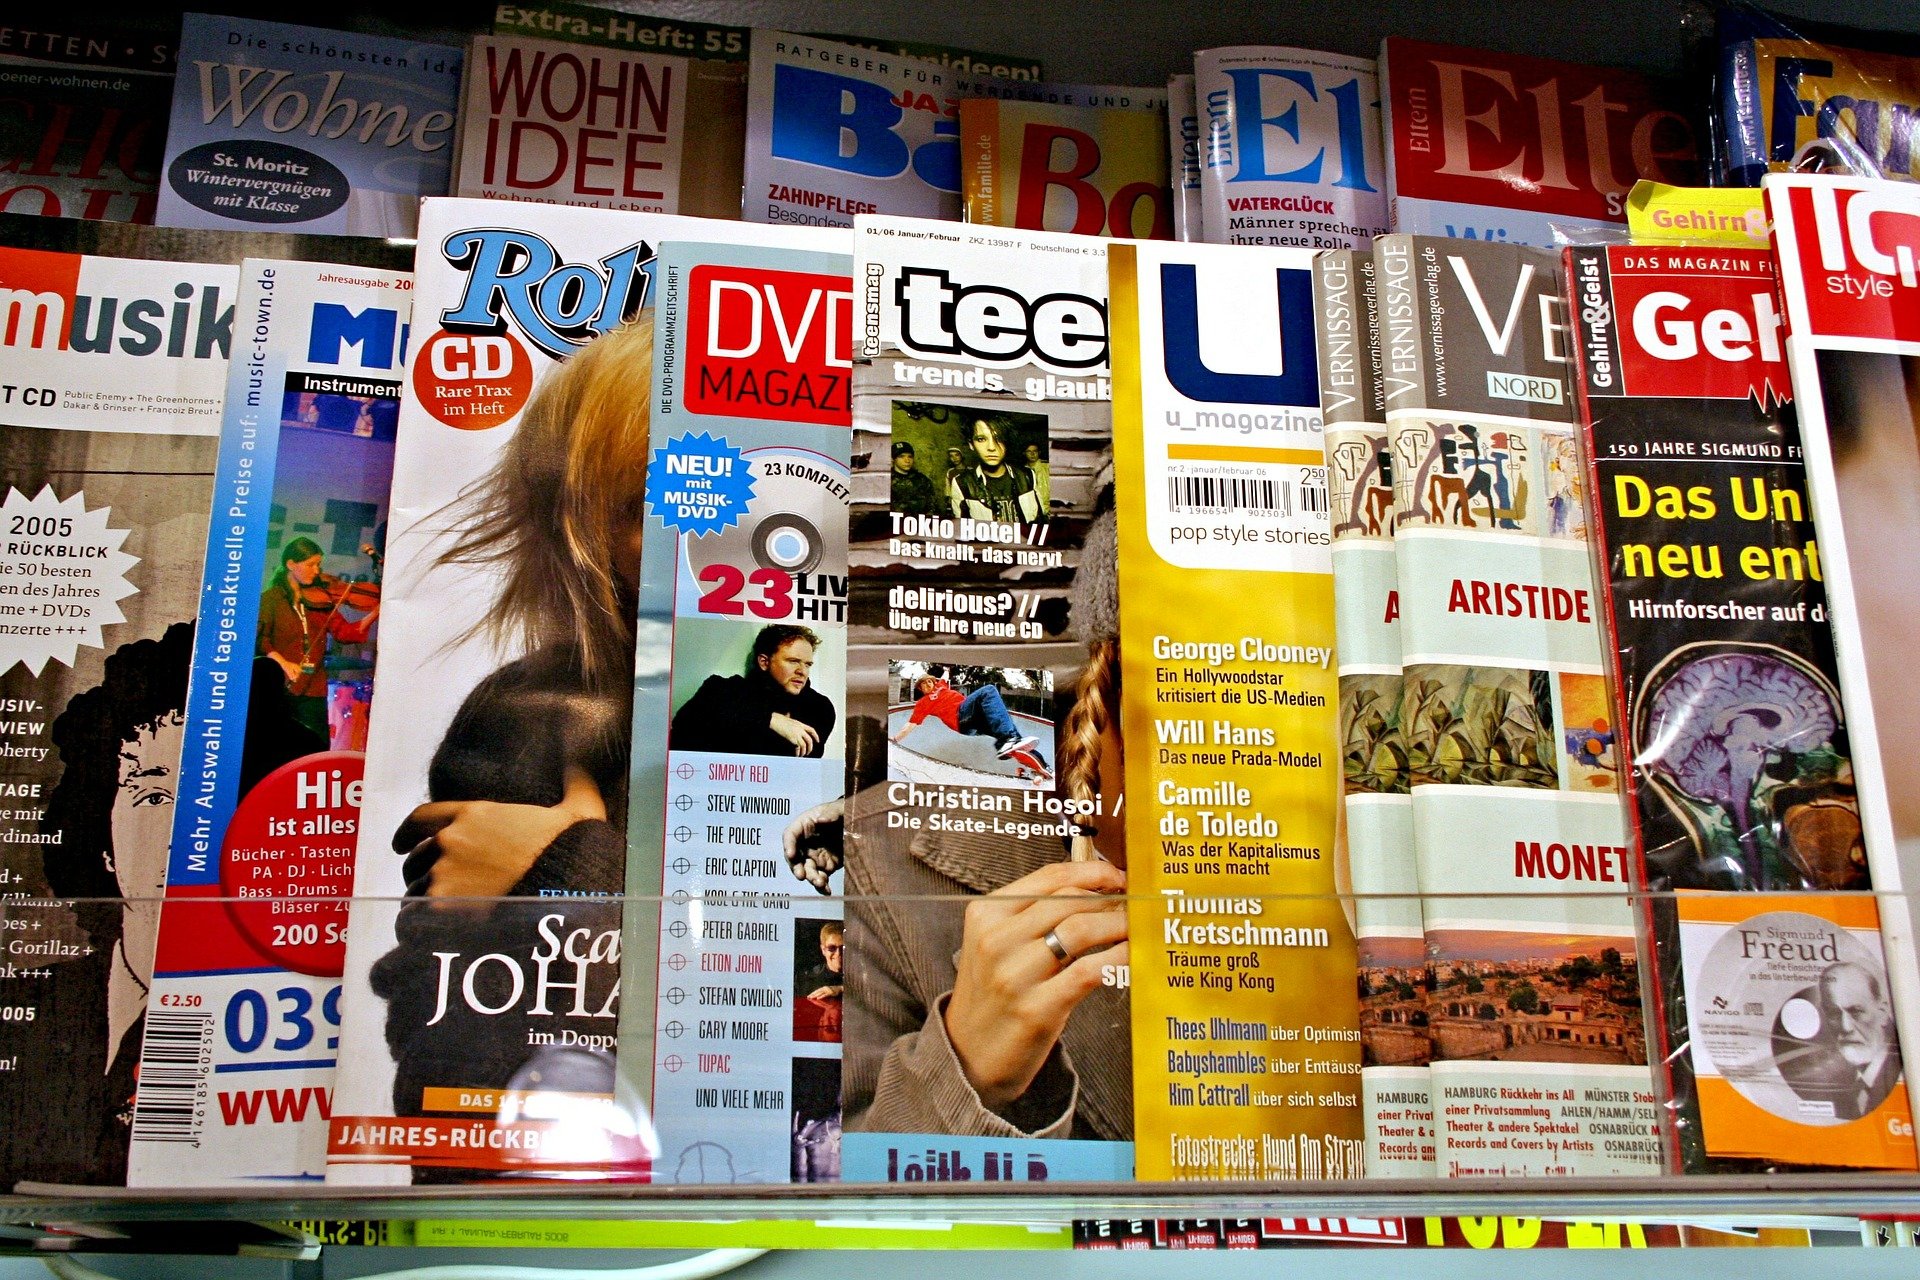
[1626,181,1769,247]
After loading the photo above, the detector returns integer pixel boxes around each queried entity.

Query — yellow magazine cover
[1108,239,1360,1180]
[963,89,1172,239]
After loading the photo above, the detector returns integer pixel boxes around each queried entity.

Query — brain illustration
[1643,651,1838,832]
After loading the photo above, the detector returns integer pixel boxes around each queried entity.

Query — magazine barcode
[1167,475,1328,518]
[131,1011,212,1144]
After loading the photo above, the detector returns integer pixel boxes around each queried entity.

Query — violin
[296,543,382,612]
[297,573,381,611]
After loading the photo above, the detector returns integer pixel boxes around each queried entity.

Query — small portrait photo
[790,1056,842,1183]
[887,660,1055,790]
[1772,958,1903,1122]
[792,916,844,1044]
[890,401,1051,528]
[668,617,845,760]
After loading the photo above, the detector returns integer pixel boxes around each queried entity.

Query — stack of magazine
[2,0,1920,1203]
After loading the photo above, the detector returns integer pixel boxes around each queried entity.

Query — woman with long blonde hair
[386,316,656,890]
[370,320,656,1167]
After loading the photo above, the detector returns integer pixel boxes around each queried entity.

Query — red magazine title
[683,263,853,422]
[1573,245,1791,404]
[1383,39,1696,222]
[1772,180,1920,346]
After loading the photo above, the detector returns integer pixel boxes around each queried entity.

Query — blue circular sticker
[646,432,755,537]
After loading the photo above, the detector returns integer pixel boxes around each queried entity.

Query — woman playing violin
[258,535,381,740]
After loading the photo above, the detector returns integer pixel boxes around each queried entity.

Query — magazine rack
[2,0,1918,1256]
[5,1173,1920,1226]
[3,891,1918,1233]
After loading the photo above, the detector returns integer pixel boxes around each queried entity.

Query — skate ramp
[886,706,1051,791]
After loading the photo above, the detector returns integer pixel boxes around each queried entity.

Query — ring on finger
[1042,927,1073,966]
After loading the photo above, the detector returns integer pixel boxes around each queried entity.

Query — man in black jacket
[671,624,836,758]
[889,440,939,515]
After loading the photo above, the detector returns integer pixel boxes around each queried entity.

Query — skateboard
[1008,747,1053,781]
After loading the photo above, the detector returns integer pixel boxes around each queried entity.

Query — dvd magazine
[1109,238,1359,1181]
[1373,233,1663,1176]
[1767,172,1920,1149]
[1567,241,1917,1172]
[1192,46,1388,250]
[1313,248,1432,1177]
[624,236,852,1184]
[129,254,412,1186]
[325,201,839,1185]
[843,216,1131,1182]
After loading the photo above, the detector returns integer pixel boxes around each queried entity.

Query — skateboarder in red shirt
[891,671,1050,777]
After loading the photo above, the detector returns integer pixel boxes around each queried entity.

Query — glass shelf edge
[5,1177,1920,1225]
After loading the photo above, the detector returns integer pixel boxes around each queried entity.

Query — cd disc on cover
[1690,909,1898,1127]
[688,453,847,580]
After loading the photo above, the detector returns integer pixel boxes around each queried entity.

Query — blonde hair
[438,317,654,687]
[1060,638,1119,861]
[1061,502,1120,861]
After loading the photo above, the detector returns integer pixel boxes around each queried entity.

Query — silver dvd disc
[1691,909,1900,1127]
[687,452,847,582]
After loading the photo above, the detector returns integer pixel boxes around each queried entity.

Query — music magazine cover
[128,253,412,1186]
[324,199,837,1184]
[1567,240,1917,1172]
[0,235,231,1187]
[624,237,851,1184]
[1766,172,1920,1162]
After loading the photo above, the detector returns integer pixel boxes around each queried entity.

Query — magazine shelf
[5,1173,1920,1226]
[6,0,1920,1254]
[3,891,1918,1228]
